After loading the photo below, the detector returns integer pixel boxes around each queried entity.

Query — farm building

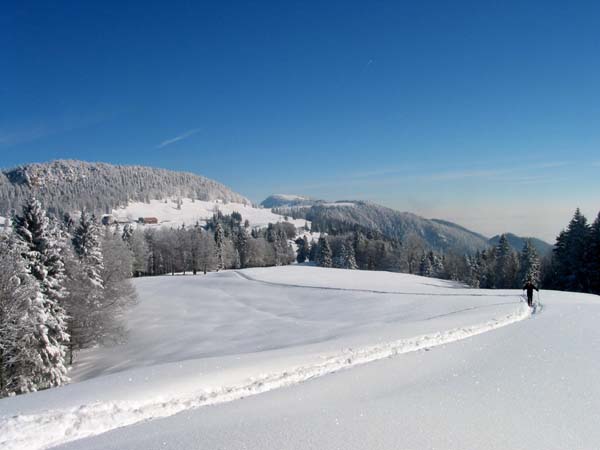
[138,217,159,224]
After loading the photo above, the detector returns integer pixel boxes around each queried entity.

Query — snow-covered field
[110,198,308,229]
[1,266,599,450]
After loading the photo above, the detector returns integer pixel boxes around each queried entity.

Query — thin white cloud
[426,168,506,182]
[156,128,201,149]
[0,127,49,146]
[532,161,571,169]
[0,112,116,147]
[348,160,571,184]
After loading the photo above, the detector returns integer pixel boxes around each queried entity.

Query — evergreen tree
[274,229,294,265]
[0,235,50,396]
[341,241,358,269]
[308,241,318,262]
[518,239,541,285]
[198,230,217,274]
[465,253,481,288]
[214,222,225,271]
[121,223,134,245]
[72,212,104,288]
[419,251,444,278]
[495,234,518,288]
[432,253,445,278]
[12,197,69,388]
[234,227,249,268]
[352,231,367,269]
[590,212,600,294]
[317,235,332,268]
[174,225,191,274]
[295,236,309,263]
[419,253,433,277]
[553,209,591,292]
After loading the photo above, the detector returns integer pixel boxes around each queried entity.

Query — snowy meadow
[2,266,598,449]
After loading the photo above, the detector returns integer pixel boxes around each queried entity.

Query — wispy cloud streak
[156,128,201,149]
[0,112,117,147]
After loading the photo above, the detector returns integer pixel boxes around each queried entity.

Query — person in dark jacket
[523,281,539,308]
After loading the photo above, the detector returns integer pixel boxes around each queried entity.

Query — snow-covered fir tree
[518,239,540,285]
[295,236,309,263]
[494,234,518,288]
[214,222,225,271]
[419,253,433,277]
[12,197,69,389]
[317,235,332,268]
[0,235,62,396]
[552,209,591,292]
[341,241,358,270]
[419,251,445,278]
[121,223,134,245]
[234,226,249,268]
[72,212,104,289]
[465,252,482,288]
[590,213,600,294]
[64,212,107,359]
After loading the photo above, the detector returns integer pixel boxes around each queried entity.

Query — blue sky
[2,1,599,241]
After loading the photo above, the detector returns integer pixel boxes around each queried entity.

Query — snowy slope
[110,198,309,229]
[260,194,313,208]
[1,267,529,450]
[55,289,599,450]
[1,267,597,450]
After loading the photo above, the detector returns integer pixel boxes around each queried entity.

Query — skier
[522,280,539,308]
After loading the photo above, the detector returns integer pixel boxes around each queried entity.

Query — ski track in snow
[234,270,518,297]
[0,303,530,450]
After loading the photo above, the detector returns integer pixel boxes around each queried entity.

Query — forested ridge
[0,160,250,217]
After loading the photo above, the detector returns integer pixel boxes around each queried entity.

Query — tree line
[542,209,600,294]
[465,208,600,294]
[305,208,600,296]
[121,210,295,277]
[298,229,468,280]
[0,199,297,397]
[0,197,135,397]
[304,229,546,291]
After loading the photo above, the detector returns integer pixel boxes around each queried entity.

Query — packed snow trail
[0,267,532,450]
[53,290,600,450]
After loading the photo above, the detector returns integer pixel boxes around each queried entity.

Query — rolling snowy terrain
[1,266,598,450]
[109,198,308,230]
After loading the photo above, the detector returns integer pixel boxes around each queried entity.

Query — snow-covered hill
[7,266,595,449]
[488,232,553,256]
[260,194,314,208]
[0,160,250,217]
[108,198,308,230]
[267,198,490,253]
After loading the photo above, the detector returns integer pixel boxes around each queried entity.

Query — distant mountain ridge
[261,194,315,208]
[264,195,552,255]
[488,233,553,256]
[0,160,250,216]
[0,162,553,256]
[266,198,490,254]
